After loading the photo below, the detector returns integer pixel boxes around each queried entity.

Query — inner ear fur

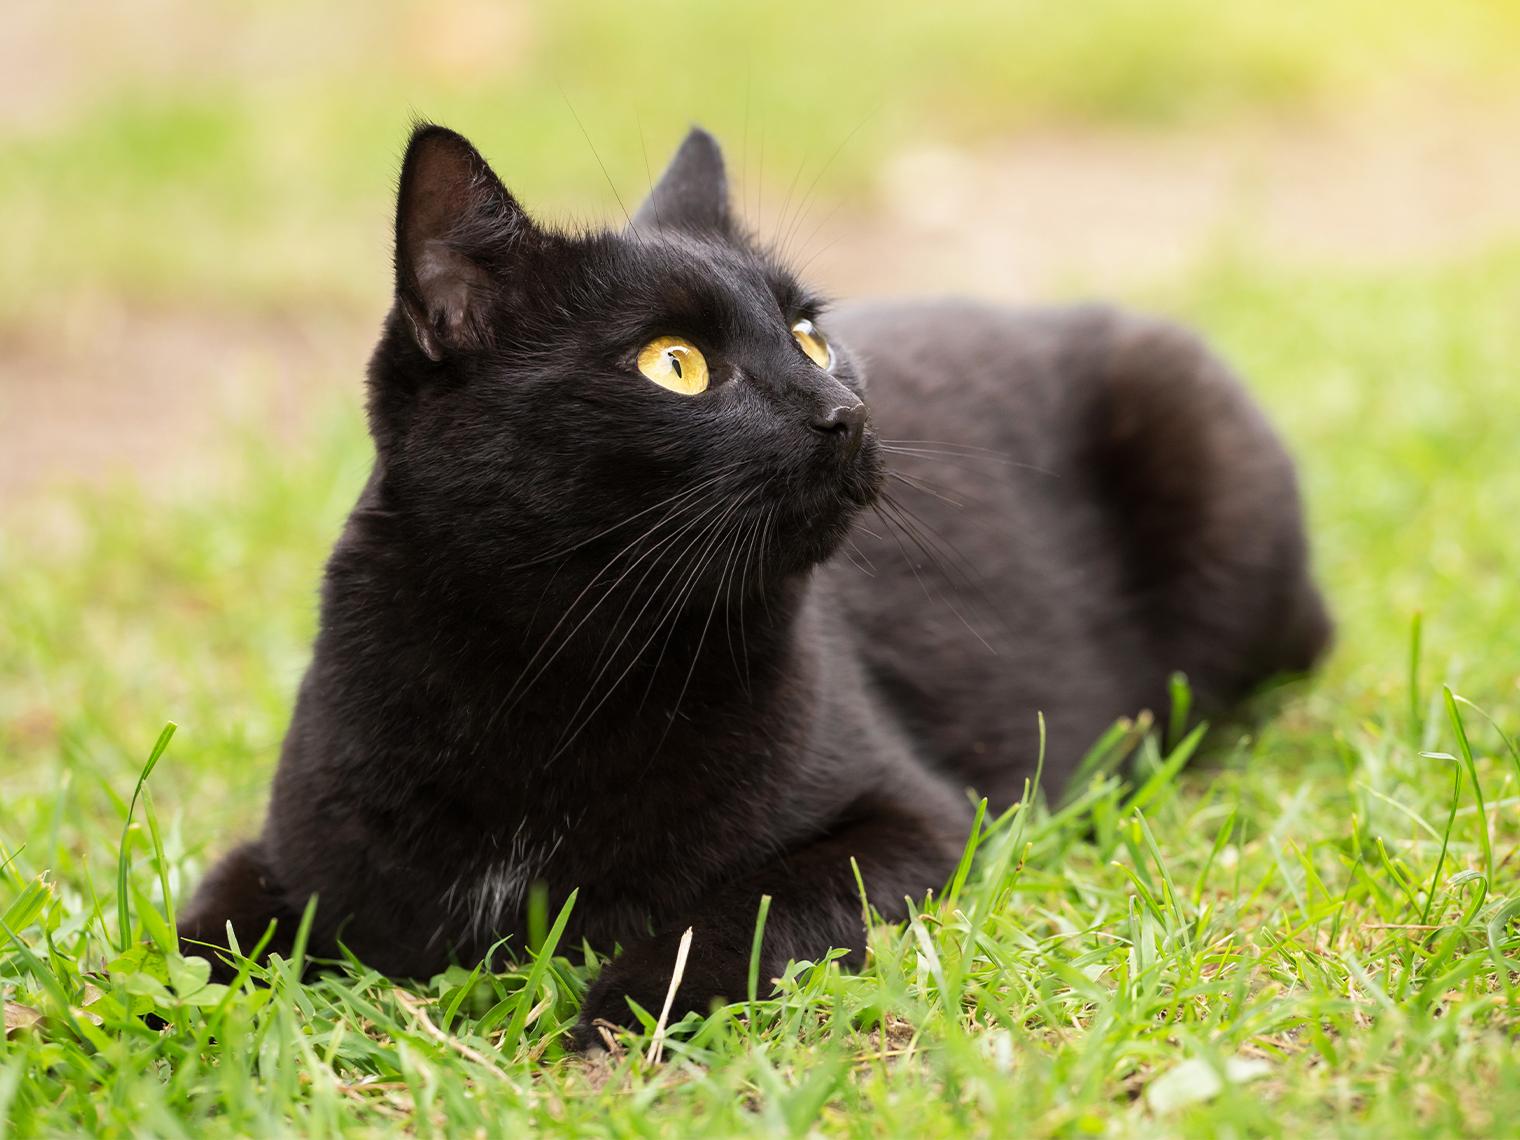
[394,124,527,361]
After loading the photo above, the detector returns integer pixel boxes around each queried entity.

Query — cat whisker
[740,62,752,226]
[884,468,1006,528]
[560,486,739,675]
[874,496,999,656]
[839,546,873,577]
[552,490,758,763]
[790,229,847,283]
[878,492,1014,651]
[880,440,1055,478]
[496,485,736,720]
[512,463,745,658]
[502,460,745,570]
[887,469,968,510]
[756,505,776,611]
[534,532,723,762]
[731,503,768,697]
[519,493,718,680]
[775,111,872,261]
[842,537,877,577]
[560,90,632,230]
[771,150,811,255]
[636,489,758,709]
[871,500,960,643]
[636,113,661,231]
[718,495,758,692]
[579,493,736,683]
[643,496,758,764]
[880,438,1014,458]
[755,126,765,235]
[882,490,997,592]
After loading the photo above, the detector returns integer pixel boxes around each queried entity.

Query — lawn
[5,0,1520,1133]
[3,245,1518,1134]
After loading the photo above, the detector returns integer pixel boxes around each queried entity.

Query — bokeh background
[3,1,1519,841]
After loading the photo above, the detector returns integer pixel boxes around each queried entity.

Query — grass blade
[116,722,176,953]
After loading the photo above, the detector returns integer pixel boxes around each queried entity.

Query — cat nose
[811,401,867,458]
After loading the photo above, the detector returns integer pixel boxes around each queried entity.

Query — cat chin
[813,461,883,551]
[837,454,885,515]
[807,429,884,508]
[843,457,885,508]
[766,498,874,578]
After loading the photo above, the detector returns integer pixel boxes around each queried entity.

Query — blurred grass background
[3,2,1520,1132]
[6,0,1520,310]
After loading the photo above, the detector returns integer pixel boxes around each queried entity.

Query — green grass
[6,0,1520,313]
[3,245,1519,1134]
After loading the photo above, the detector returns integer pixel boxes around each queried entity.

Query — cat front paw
[571,929,753,1052]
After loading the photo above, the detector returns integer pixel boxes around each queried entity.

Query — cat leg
[177,839,297,980]
[1087,314,1333,716]
[571,792,968,1049]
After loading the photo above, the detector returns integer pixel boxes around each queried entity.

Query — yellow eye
[791,319,833,369]
[636,336,709,395]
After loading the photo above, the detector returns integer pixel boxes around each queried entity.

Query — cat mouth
[762,433,882,568]
[839,430,885,507]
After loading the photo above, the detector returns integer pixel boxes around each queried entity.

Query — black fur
[179,123,1331,1046]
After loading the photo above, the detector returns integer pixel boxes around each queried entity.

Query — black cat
[179,123,1331,1046]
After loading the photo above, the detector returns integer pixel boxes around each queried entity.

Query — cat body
[180,126,1330,1043]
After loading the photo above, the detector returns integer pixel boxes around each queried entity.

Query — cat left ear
[631,126,733,237]
[394,124,529,361]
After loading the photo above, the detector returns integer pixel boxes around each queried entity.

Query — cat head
[366,123,881,597]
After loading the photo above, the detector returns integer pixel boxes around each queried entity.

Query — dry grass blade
[646,926,694,1065]
[392,988,510,1081]
[5,999,42,1036]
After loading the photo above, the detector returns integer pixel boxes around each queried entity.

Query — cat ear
[631,126,733,236]
[394,124,528,361]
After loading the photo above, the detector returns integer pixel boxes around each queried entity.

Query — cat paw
[571,929,747,1052]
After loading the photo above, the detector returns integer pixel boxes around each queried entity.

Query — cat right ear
[393,124,528,361]
[631,126,733,236]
